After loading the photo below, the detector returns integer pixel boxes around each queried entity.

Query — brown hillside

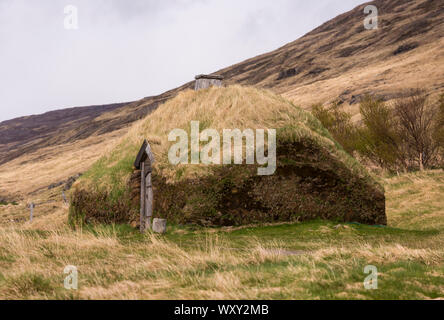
[217,0,444,113]
[0,0,443,202]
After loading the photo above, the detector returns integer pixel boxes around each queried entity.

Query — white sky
[0,0,366,121]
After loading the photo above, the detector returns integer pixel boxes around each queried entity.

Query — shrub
[394,89,440,170]
[433,94,444,166]
[312,91,443,172]
[311,101,359,154]
[358,96,407,171]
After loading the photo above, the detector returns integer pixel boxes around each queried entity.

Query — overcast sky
[0,0,366,122]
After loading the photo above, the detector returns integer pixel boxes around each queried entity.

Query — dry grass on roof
[77,85,374,193]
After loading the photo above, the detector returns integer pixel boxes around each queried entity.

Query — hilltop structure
[195,74,224,90]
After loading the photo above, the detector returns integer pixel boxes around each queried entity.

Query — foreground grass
[0,170,443,299]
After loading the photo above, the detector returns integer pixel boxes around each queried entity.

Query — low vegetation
[312,91,444,173]
[0,0,442,301]
[0,170,442,299]
[0,200,18,206]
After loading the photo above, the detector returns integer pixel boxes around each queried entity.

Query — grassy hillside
[0,170,442,299]
[1,0,443,206]
[70,86,385,227]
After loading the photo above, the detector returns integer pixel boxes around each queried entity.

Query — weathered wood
[134,140,156,169]
[136,141,155,233]
[145,142,155,165]
[195,74,224,80]
[134,140,148,170]
[140,161,146,233]
[194,74,224,90]
[145,171,153,231]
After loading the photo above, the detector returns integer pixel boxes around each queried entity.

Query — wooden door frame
[134,140,155,233]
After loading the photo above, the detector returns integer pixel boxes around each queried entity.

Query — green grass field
[0,170,443,299]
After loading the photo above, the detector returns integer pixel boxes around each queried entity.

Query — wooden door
[140,162,146,232]
[145,169,153,231]
[140,160,153,233]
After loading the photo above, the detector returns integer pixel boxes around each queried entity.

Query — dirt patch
[393,42,419,55]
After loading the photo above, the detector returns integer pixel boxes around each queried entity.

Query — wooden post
[145,165,153,231]
[140,162,146,233]
[140,161,153,232]
[135,140,155,234]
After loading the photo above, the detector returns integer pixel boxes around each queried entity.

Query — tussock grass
[383,169,444,230]
[0,170,443,299]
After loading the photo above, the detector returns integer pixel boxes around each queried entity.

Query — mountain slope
[216,0,444,109]
[0,102,129,165]
[0,86,190,165]
[1,0,443,200]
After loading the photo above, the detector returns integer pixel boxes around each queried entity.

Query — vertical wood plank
[145,171,153,231]
[140,162,146,233]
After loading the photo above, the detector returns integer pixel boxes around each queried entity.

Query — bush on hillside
[311,101,359,155]
[358,96,407,171]
[433,94,444,166]
[313,91,443,172]
[393,89,440,171]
